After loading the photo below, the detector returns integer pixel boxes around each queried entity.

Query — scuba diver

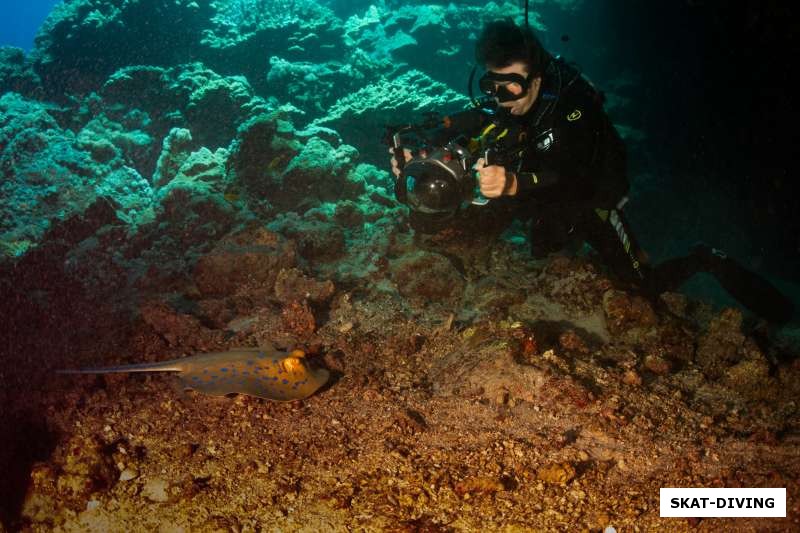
[388,17,794,325]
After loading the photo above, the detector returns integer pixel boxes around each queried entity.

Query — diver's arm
[428,108,491,146]
[511,95,603,201]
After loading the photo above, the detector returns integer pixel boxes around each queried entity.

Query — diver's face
[488,61,541,116]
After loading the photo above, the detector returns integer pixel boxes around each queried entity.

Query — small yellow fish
[58,347,329,402]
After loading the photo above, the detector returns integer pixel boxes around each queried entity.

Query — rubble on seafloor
[2,218,800,531]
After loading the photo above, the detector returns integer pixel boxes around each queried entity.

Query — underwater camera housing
[396,142,478,215]
[385,108,499,215]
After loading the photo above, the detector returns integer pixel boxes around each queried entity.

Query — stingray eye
[283,357,304,374]
[289,349,306,359]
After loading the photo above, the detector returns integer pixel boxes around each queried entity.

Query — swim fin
[692,244,795,325]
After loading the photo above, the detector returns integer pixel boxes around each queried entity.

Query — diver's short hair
[475,18,550,76]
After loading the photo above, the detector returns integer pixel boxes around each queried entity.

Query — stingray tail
[56,359,183,374]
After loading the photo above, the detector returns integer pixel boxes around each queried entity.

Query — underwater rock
[76,112,154,170]
[55,435,118,505]
[193,225,297,299]
[268,213,346,263]
[0,46,42,97]
[602,289,658,338]
[266,54,390,117]
[313,70,469,164]
[100,65,179,114]
[0,93,101,259]
[99,63,272,157]
[153,128,195,188]
[20,463,60,525]
[158,146,230,194]
[202,0,343,89]
[390,250,466,306]
[695,308,749,379]
[31,0,214,96]
[274,267,335,305]
[227,113,304,209]
[142,477,170,503]
[280,136,361,205]
[140,300,220,349]
[722,358,777,402]
[281,300,318,339]
[181,66,271,149]
[537,462,577,485]
[343,5,417,59]
[136,144,240,258]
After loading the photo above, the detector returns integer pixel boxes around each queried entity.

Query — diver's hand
[474,158,517,197]
[388,148,413,178]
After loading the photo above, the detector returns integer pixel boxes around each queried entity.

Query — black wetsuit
[490,58,646,285]
[434,58,794,323]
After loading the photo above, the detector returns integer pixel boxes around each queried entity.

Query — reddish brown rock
[274,267,335,304]
[140,301,218,348]
[390,251,465,304]
[193,225,296,298]
[602,289,658,337]
[695,308,747,379]
[558,329,590,354]
[643,354,672,375]
[537,462,576,484]
[281,300,317,339]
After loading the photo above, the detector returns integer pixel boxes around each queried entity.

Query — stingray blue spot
[242,371,249,376]
[273,376,278,381]
[221,368,228,372]
[282,379,289,385]
[192,376,200,381]
[211,375,218,380]
[246,360,254,366]
[257,352,267,359]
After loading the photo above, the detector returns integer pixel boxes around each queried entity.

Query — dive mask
[478,71,535,103]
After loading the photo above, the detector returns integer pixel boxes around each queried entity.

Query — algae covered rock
[102,63,272,150]
[153,127,195,187]
[695,307,748,379]
[193,225,297,298]
[313,70,469,163]
[31,0,214,96]
[0,46,41,97]
[0,93,102,258]
[390,250,465,306]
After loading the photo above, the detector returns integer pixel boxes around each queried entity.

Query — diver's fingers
[474,157,486,169]
[478,165,507,198]
[387,147,412,160]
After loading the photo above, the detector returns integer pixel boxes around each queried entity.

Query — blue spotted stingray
[58,348,329,402]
